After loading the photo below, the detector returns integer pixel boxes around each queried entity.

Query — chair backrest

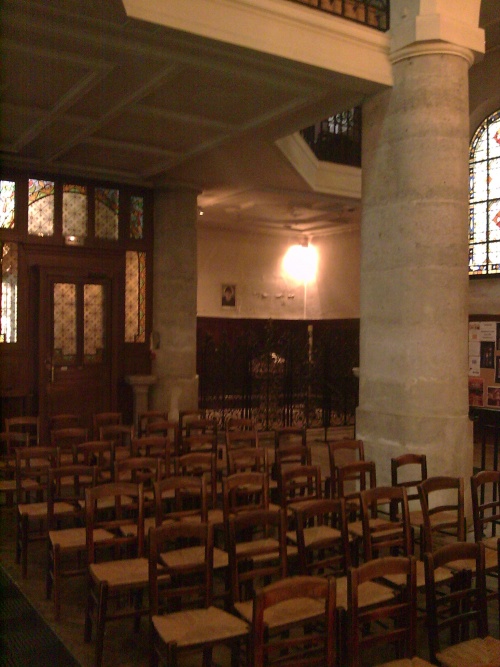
[114,456,160,487]
[0,430,30,456]
[92,411,122,438]
[179,409,205,434]
[145,420,179,455]
[153,474,208,524]
[275,444,312,481]
[347,556,417,667]
[73,440,115,482]
[252,575,337,667]
[149,521,214,615]
[274,426,307,450]
[137,411,168,437]
[423,541,488,665]
[470,469,500,542]
[50,427,89,451]
[15,446,58,503]
[391,453,427,513]
[336,460,376,502]
[185,418,217,437]
[48,413,81,431]
[226,429,259,456]
[223,471,270,522]
[417,476,465,553]
[179,432,217,456]
[85,481,145,562]
[295,497,351,577]
[130,436,172,478]
[47,464,97,529]
[175,452,218,510]
[280,464,322,515]
[99,423,134,446]
[5,416,40,446]
[327,439,365,498]
[228,446,269,475]
[360,486,412,561]
[228,508,287,604]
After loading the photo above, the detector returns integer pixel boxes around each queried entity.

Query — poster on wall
[487,385,500,407]
[480,341,495,368]
[469,377,484,406]
[221,284,236,308]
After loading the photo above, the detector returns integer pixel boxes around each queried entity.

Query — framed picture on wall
[221,284,236,308]
[480,341,495,368]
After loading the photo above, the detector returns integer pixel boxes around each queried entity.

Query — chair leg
[46,542,53,600]
[15,511,21,564]
[202,645,213,667]
[21,514,28,578]
[84,577,94,643]
[53,545,61,620]
[95,581,109,667]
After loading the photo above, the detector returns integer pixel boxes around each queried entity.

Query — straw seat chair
[46,464,114,619]
[326,438,365,498]
[391,453,428,555]
[51,427,89,464]
[423,541,500,667]
[92,411,122,439]
[346,555,432,667]
[417,476,466,555]
[84,481,149,667]
[15,445,73,578]
[5,415,40,446]
[99,423,134,460]
[148,520,249,667]
[251,575,337,667]
[137,410,168,437]
[0,430,29,506]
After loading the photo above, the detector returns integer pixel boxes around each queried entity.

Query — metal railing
[197,318,359,432]
[288,0,389,31]
[301,107,362,167]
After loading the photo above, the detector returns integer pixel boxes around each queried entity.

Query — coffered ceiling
[0,0,498,236]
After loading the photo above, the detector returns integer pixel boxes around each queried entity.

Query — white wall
[197,226,361,320]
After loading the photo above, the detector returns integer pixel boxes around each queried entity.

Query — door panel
[39,270,112,437]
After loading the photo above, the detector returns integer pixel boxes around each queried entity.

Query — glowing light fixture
[282,241,318,284]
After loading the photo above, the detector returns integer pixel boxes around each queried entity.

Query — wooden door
[38,268,113,438]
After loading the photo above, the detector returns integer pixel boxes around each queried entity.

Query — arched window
[469,110,500,275]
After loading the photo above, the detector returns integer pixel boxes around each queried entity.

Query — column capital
[390,40,476,67]
[390,0,484,62]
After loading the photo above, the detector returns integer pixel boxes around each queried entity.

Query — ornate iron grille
[197,318,359,431]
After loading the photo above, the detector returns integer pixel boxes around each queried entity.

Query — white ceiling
[1,0,499,236]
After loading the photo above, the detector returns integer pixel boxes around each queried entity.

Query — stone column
[356,0,483,487]
[152,187,199,421]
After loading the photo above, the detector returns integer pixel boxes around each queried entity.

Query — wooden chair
[115,456,161,534]
[130,435,172,478]
[391,453,428,556]
[470,470,500,616]
[223,471,271,524]
[327,439,364,498]
[84,481,149,667]
[48,413,81,431]
[346,556,425,667]
[274,443,312,480]
[46,464,111,619]
[148,521,248,667]
[73,440,115,483]
[360,485,412,562]
[137,410,168,437]
[226,428,259,461]
[251,575,337,667]
[279,464,322,524]
[179,431,218,457]
[423,541,500,667]
[15,446,68,578]
[99,423,134,460]
[50,427,89,463]
[274,425,307,449]
[178,408,205,437]
[92,411,122,439]
[153,474,208,525]
[145,420,180,456]
[0,430,29,506]
[226,416,255,431]
[5,415,40,446]
[228,446,270,475]
[175,452,222,526]
[294,497,351,578]
[185,417,218,437]
[417,476,465,554]
[227,508,288,624]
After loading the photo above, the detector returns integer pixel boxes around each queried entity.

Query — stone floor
[0,427,498,666]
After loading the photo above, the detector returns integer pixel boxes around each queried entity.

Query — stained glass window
[0,181,16,229]
[125,250,146,343]
[53,282,77,364]
[62,184,88,238]
[130,195,144,239]
[28,179,55,236]
[469,109,500,275]
[95,187,119,240]
[84,284,105,362]
[1,242,18,343]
